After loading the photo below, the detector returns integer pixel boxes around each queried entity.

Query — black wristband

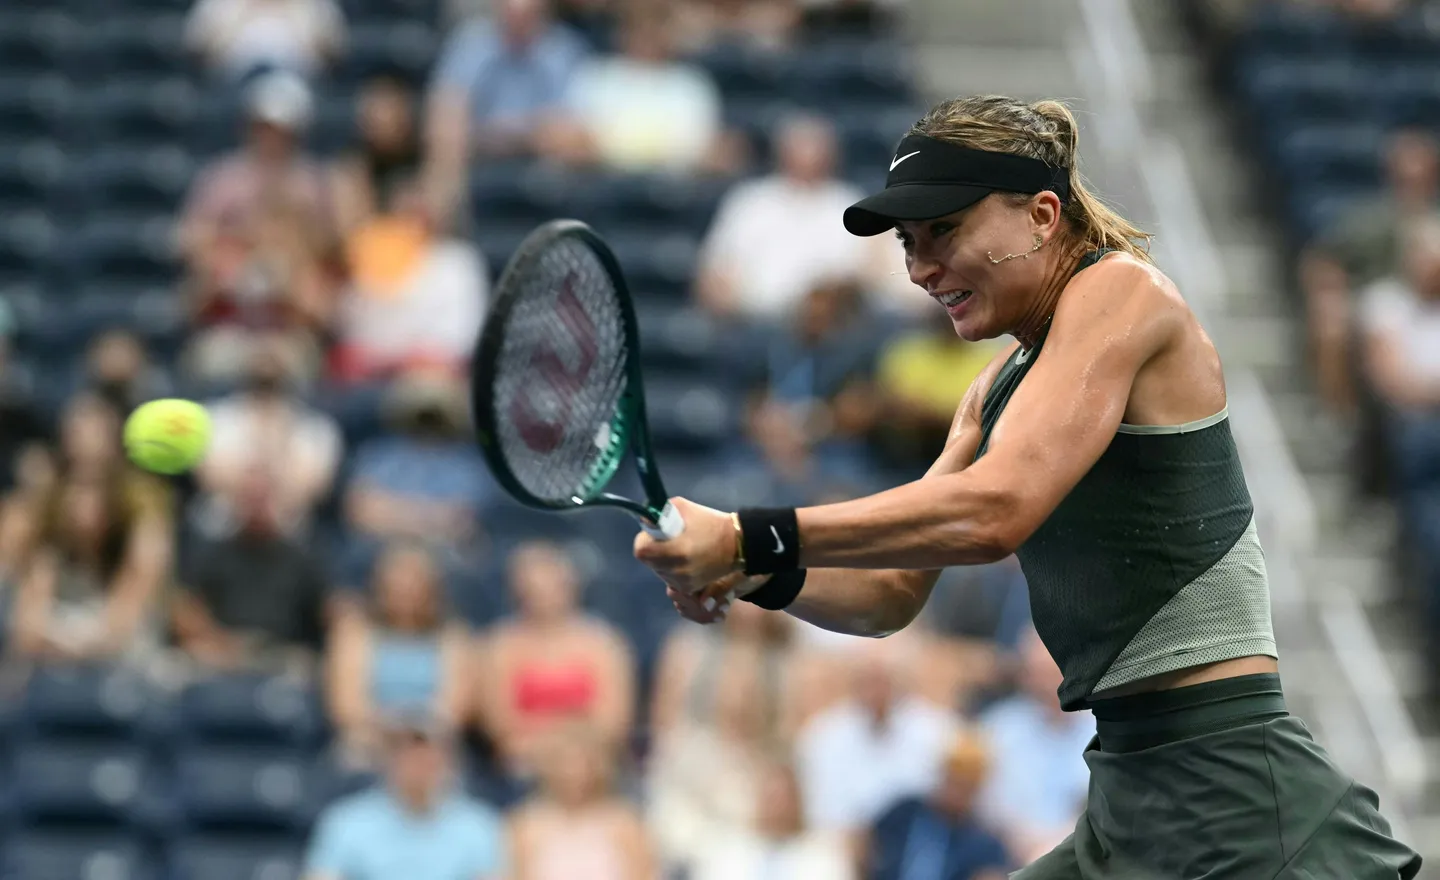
[737,507,801,575]
[740,569,807,610]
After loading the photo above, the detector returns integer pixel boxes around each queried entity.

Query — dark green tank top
[975,250,1260,711]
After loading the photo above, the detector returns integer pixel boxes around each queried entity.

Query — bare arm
[433,625,472,729]
[588,628,636,750]
[794,260,1176,570]
[660,260,1181,634]
[96,515,172,656]
[11,549,60,657]
[1365,325,1440,408]
[324,611,373,738]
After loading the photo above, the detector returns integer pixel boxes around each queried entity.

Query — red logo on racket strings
[510,275,600,452]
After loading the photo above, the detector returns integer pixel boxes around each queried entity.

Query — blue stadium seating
[11,741,153,826]
[18,666,154,740]
[173,746,312,832]
[167,835,304,880]
[177,674,323,748]
[3,832,156,880]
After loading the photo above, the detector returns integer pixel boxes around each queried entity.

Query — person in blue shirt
[866,729,1011,880]
[304,711,507,880]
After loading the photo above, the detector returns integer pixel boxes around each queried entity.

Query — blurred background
[0,0,1436,877]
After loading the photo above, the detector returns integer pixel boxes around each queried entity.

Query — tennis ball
[123,398,213,475]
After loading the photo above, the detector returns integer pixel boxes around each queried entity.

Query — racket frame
[471,219,675,531]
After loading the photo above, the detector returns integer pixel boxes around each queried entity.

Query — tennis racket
[470,219,684,541]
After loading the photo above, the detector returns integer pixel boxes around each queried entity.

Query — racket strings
[493,238,630,504]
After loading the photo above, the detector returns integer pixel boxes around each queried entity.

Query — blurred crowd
[0,0,1099,877]
[1193,0,1440,690]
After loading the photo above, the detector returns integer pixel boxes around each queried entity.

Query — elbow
[963,488,1032,564]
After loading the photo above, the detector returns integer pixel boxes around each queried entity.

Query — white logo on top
[890,150,920,171]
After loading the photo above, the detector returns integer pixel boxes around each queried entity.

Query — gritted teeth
[936,290,973,307]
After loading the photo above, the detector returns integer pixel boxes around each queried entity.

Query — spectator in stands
[872,312,1005,466]
[865,729,1011,880]
[507,725,655,880]
[650,600,812,743]
[7,394,173,666]
[83,329,171,417]
[474,541,634,776]
[178,72,339,389]
[797,0,902,36]
[427,0,588,172]
[330,175,488,385]
[1361,215,1440,475]
[673,0,801,54]
[304,710,508,880]
[1302,127,1439,415]
[695,114,876,320]
[331,74,425,237]
[795,640,959,839]
[537,1,741,174]
[194,336,344,540]
[691,758,856,880]
[920,556,1031,654]
[173,467,330,671]
[975,627,1094,864]
[327,543,470,766]
[185,0,348,83]
[648,604,837,872]
[714,388,882,508]
[343,372,491,553]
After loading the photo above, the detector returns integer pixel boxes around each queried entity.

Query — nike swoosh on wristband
[770,525,785,554]
[890,150,920,171]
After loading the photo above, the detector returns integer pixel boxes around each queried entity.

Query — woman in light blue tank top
[327,542,470,764]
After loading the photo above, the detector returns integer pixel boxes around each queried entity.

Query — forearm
[786,568,942,638]
[796,471,1016,570]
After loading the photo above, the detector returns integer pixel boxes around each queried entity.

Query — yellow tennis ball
[123,399,213,475]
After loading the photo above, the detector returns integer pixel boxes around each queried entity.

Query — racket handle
[640,502,686,541]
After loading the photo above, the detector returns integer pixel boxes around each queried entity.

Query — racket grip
[640,502,686,541]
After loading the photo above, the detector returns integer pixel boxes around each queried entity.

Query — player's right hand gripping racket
[470,219,684,541]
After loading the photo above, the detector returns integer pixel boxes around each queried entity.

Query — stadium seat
[94,17,191,80]
[89,81,201,151]
[0,212,61,289]
[4,832,155,880]
[69,215,179,289]
[689,43,787,105]
[586,173,729,236]
[0,140,70,216]
[787,41,914,109]
[341,22,437,86]
[80,147,196,213]
[606,230,699,301]
[471,165,584,227]
[639,378,736,453]
[19,666,153,739]
[173,746,311,831]
[177,674,322,747]
[11,740,152,825]
[167,835,303,880]
[0,76,76,143]
[0,13,83,80]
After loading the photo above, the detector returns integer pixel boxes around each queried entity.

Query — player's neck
[1013,242,1084,350]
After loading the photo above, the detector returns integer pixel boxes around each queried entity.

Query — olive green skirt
[1012,674,1422,879]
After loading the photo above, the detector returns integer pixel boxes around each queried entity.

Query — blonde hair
[911,96,1153,263]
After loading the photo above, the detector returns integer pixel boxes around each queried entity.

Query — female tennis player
[633,95,1422,878]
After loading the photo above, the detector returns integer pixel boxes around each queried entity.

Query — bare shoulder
[1055,252,1189,355]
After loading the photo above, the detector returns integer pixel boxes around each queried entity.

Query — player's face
[895,194,1054,342]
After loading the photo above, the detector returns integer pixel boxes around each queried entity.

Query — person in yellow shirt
[874,316,1003,464]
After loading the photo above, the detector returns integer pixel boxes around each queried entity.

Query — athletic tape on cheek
[737,507,801,575]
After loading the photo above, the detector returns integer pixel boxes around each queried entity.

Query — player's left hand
[633,497,741,594]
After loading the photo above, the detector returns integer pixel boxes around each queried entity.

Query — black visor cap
[843,134,1070,237]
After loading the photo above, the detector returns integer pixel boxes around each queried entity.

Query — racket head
[471,219,669,523]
